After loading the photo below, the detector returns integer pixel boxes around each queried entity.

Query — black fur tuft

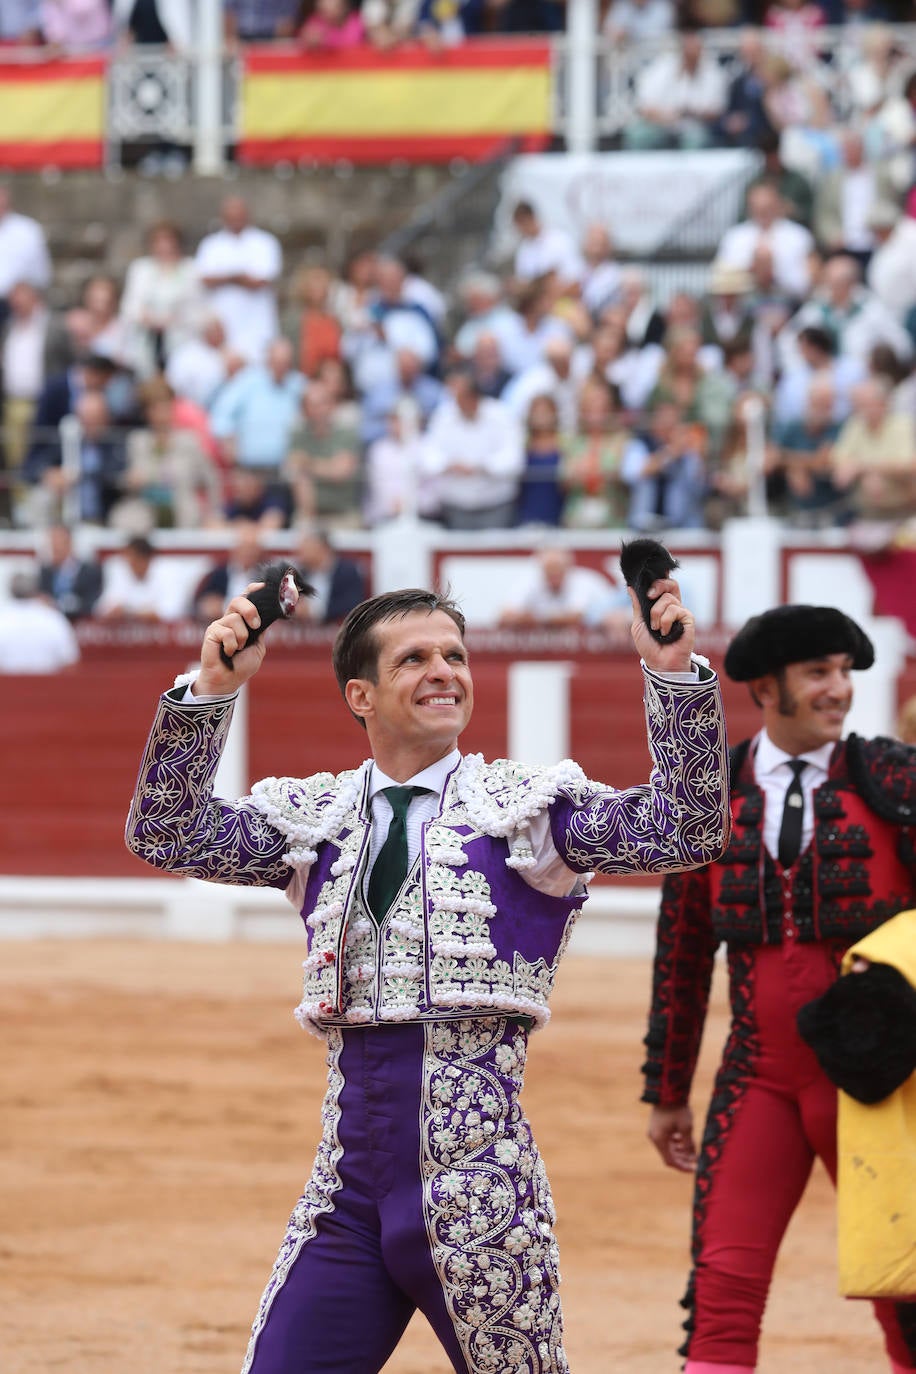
[619,538,684,645]
[220,563,314,670]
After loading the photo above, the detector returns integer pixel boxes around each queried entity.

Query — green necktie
[367,785,429,922]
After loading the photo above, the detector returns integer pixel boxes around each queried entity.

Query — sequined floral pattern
[125,695,291,886]
[559,669,729,876]
[422,1018,568,1374]
[240,1030,345,1374]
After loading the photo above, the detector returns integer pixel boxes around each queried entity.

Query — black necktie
[777,759,808,870]
[367,786,429,922]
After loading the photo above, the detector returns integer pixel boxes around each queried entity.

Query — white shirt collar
[369,747,461,800]
[755,729,834,778]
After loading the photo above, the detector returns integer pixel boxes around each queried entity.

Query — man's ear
[750,673,778,708]
[345,678,372,723]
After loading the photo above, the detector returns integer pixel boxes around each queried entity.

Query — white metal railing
[558,20,916,144]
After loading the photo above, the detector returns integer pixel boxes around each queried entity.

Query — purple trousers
[241,1018,569,1374]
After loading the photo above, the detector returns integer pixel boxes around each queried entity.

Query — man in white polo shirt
[195,195,282,363]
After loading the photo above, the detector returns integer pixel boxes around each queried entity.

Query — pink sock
[684,1363,755,1374]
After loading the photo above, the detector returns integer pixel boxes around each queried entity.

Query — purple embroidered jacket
[126,665,730,1033]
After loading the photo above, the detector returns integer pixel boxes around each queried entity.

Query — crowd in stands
[0,0,913,55]
[4,0,916,641]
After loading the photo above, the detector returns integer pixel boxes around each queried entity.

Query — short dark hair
[332,589,466,728]
[797,325,836,357]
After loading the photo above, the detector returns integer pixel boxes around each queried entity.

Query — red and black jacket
[642,733,916,1108]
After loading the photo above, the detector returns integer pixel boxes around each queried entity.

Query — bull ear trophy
[619,538,684,646]
[219,563,315,670]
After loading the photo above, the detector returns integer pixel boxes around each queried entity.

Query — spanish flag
[0,58,105,169]
[239,39,551,165]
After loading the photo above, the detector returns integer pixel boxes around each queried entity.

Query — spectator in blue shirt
[209,337,305,478]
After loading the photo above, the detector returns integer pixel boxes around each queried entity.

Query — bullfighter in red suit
[642,604,916,1374]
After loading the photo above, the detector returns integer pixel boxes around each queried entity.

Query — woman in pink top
[41,0,112,50]
[300,0,365,50]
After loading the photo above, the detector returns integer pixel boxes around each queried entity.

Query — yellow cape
[837,909,916,1299]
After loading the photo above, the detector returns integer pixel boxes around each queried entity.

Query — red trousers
[687,939,916,1370]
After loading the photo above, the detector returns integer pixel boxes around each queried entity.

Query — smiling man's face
[345,610,474,778]
[754,653,854,754]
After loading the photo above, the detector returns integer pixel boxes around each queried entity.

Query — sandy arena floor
[1,941,887,1373]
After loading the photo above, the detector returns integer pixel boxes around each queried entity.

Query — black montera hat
[724,604,875,682]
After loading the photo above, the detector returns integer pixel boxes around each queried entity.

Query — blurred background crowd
[1,0,915,51]
[4,2,916,649]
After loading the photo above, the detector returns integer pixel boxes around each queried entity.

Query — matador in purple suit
[126,574,730,1374]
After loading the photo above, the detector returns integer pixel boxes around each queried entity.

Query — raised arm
[549,663,730,877]
[548,571,729,873]
[125,590,292,888]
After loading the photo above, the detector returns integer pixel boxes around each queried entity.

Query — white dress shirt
[2,306,47,399]
[514,228,584,285]
[0,211,51,297]
[194,226,281,362]
[715,218,815,300]
[634,50,726,121]
[0,598,79,673]
[420,396,524,511]
[753,730,834,860]
[367,748,582,899]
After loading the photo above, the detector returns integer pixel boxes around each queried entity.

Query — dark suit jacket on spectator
[38,556,103,620]
[25,369,77,478]
[310,555,366,624]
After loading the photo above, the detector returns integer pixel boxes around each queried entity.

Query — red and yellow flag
[0,58,105,169]
[239,39,552,165]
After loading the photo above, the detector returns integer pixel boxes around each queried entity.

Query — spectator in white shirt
[779,252,913,373]
[501,277,576,377]
[866,201,916,327]
[812,130,882,261]
[166,315,243,410]
[511,201,584,294]
[715,179,816,300]
[617,267,667,348]
[502,335,579,434]
[624,24,727,151]
[0,570,79,674]
[579,223,622,321]
[364,406,434,526]
[95,535,191,623]
[0,186,51,329]
[420,365,524,529]
[194,196,282,363]
[452,270,521,361]
[1,281,48,471]
[120,220,203,379]
[497,547,617,629]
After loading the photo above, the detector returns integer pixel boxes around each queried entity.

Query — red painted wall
[1,631,908,878]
